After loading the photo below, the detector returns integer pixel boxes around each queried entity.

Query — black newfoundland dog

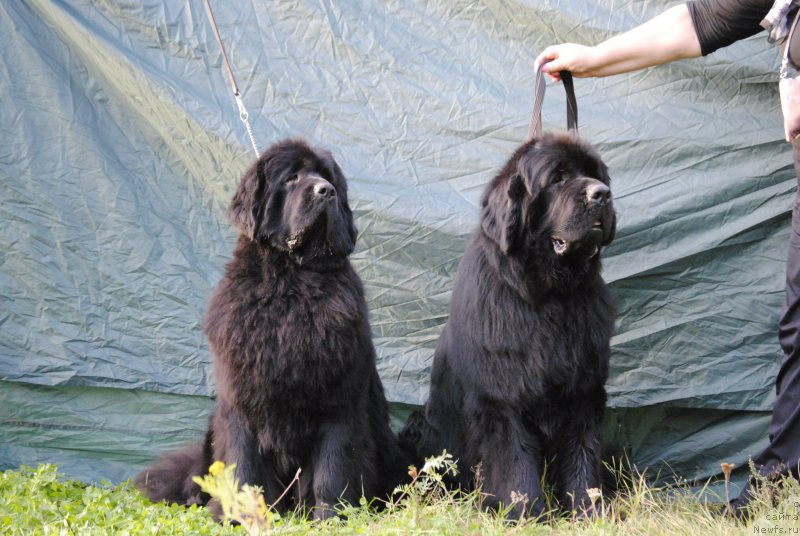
[400,132,616,518]
[135,139,405,519]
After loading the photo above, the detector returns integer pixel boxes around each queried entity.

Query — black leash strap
[527,63,578,141]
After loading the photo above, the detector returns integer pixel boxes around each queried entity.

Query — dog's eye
[551,176,565,186]
[286,174,299,184]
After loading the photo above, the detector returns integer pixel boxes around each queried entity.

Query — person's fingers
[534,46,558,67]
[543,70,562,82]
[542,63,564,81]
[535,47,565,81]
[536,47,562,69]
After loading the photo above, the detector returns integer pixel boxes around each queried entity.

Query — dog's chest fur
[204,239,372,425]
[448,241,614,403]
[519,289,613,398]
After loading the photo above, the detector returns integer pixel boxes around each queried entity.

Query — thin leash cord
[204,0,260,158]
[527,62,578,142]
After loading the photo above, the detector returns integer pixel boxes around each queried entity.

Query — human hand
[535,43,598,81]
[535,5,701,80]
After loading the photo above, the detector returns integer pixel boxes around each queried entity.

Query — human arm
[535,4,702,80]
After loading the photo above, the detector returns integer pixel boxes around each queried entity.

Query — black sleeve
[687,0,774,56]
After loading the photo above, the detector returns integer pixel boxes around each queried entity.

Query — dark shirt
[688,0,773,55]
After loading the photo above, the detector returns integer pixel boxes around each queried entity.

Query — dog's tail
[398,410,429,469]
[133,428,213,506]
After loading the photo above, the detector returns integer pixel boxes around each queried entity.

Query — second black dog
[401,133,616,519]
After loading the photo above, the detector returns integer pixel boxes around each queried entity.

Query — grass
[0,464,236,535]
[3,456,800,535]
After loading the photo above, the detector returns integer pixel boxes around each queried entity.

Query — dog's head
[481,133,616,261]
[228,139,357,264]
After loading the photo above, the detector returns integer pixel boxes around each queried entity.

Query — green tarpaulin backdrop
[1,0,795,495]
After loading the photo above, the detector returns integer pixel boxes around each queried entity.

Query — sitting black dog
[401,133,616,518]
[135,139,406,519]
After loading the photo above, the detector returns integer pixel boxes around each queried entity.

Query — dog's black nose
[313,181,337,198]
[585,182,610,204]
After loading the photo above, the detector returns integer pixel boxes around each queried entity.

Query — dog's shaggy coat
[135,139,405,519]
[400,133,616,518]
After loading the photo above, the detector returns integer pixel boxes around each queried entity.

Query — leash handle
[527,61,578,141]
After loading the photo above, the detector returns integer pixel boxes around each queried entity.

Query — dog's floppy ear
[480,172,524,255]
[228,157,267,240]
